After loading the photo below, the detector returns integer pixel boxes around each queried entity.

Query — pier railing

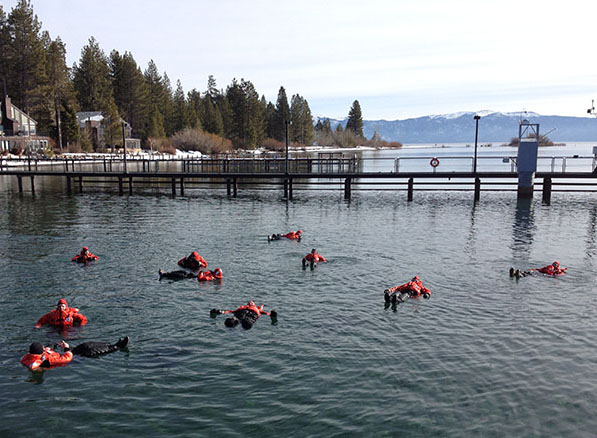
[1,154,595,174]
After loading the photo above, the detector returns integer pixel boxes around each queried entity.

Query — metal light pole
[473,115,480,173]
[285,120,290,174]
[122,121,127,174]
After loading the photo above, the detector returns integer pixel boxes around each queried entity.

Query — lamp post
[473,114,480,173]
[285,120,291,174]
[122,121,127,174]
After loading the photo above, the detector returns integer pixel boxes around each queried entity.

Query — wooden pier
[2,155,597,202]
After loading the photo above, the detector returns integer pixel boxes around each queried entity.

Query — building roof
[76,111,104,124]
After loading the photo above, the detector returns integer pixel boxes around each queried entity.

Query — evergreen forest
[0,1,396,154]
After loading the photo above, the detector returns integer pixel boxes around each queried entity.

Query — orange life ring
[430,157,440,168]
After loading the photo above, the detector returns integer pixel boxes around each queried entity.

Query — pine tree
[110,50,149,141]
[0,6,9,87]
[45,36,79,148]
[273,86,290,141]
[345,99,364,137]
[143,60,166,139]
[72,37,120,149]
[4,0,49,133]
[202,96,223,135]
[172,79,189,133]
[265,101,276,139]
[161,73,175,136]
[186,89,203,129]
[289,94,314,145]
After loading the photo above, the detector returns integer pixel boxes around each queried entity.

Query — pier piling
[118,176,123,195]
[344,178,351,200]
[180,178,184,197]
[30,176,35,194]
[474,178,481,202]
[171,178,176,197]
[17,175,23,193]
[542,177,552,204]
[407,178,414,201]
[129,176,133,195]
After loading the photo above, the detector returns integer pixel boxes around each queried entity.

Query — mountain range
[324,111,597,144]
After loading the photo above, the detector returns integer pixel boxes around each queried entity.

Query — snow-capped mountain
[318,111,597,143]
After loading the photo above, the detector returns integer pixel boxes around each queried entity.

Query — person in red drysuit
[302,248,327,268]
[384,275,431,303]
[197,268,223,281]
[510,261,568,278]
[268,230,302,242]
[178,251,207,270]
[35,298,88,329]
[211,300,277,329]
[72,246,98,263]
[282,230,302,240]
[20,340,73,371]
[532,261,567,276]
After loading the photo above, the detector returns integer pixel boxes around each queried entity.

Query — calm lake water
[1,144,596,437]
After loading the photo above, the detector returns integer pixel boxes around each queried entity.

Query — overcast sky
[4,0,596,120]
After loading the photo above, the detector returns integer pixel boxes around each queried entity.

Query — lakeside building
[76,111,141,152]
[0,95,49,153]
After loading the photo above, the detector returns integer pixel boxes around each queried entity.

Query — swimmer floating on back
[210,301,277,330]
[509,261,567,279]
[384,275,431,304]
[268,230,302,242]
[20,337,129,371]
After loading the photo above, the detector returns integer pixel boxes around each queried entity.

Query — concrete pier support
[517,122,540,199]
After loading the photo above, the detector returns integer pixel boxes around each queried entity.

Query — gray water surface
[0,187,596,437]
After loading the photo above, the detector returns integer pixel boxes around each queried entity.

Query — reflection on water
[511,198,535,259]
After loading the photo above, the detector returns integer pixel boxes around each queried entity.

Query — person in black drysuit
[71,336,130,357]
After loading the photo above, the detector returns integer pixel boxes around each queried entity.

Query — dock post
[66,176,72,194]
[233,177,238,197]
[30,175,35,194]
[78,176,83,193]
[171,178,176,197]
[283,179,288,198]
[407,178,414,201]
[344,177,351,200]
[103,158,107,172]
[129,176,133,195]
[227,179,232,196]
[118,176,123,195]
[180,177,184,197]
[474,177,481,202]
[17,175,23,193]
[542,177,552,204]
